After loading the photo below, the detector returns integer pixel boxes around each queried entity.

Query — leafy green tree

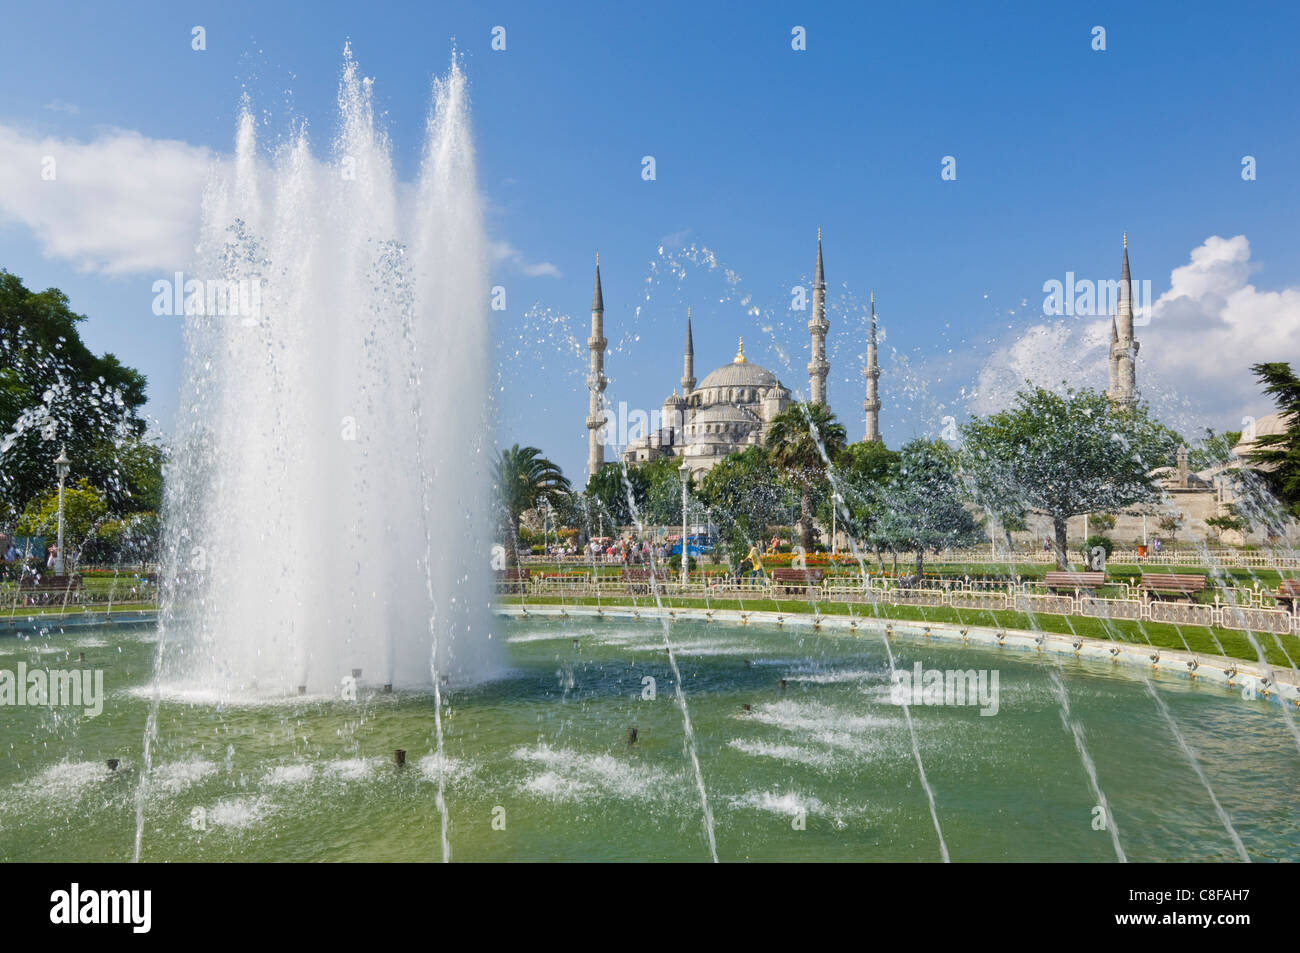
[1188,427,1243,471]
[1205,504,1250,542]
[1,271,151,522]
[961,385,1169,569]
[637,455,693,526]
[699,445,792,566]
[81,511,161,565]
[765,402,847,552]
[493,445,571,563]
[875,439,981,575]
[584,462,649,530]
[15,478,109,567]
[823,440,899,551]
[1245,362,1300,520]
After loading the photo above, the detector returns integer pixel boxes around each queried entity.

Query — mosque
[583,232,884,480]
[580,231,1294,547]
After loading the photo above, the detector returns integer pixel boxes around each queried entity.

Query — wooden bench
[620,568,653,594]
[771,567,825,595]
[493,568,531,595]
[1044,571,1106,593]
[1139,573,1206,601]
[1275,579,1300,611]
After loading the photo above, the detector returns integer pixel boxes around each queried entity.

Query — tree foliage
[1245,361,1300,520]
[584,462,648,529]
[699,445,792,564]
[874,439,981,573]
[493,444,571,559]
[961,385,1168,568]
[15,478,109,565]
[823,439,899,544]
[0,271,154,523]
[764,402,847,551]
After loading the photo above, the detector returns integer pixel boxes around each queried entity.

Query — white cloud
[0,122,556,288]
[971,235,1300,433]
[489,239,561,278]
[0,122,212,275]
[43,101,80,116]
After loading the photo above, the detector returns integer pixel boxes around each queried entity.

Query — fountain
[4,53,1300,867]
[155,46,496,699]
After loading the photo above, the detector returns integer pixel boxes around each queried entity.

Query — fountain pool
[2,615,1297,861]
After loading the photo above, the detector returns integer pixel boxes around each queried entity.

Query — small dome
[692,404,760,425]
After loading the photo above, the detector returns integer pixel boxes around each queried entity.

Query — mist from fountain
[154,46,496,701]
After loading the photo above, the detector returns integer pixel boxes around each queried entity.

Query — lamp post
[54,446,70,575]
[678,462,690,586]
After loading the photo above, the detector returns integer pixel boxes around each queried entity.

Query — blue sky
[2,0,1298,481]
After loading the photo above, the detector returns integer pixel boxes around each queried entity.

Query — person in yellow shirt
[745,542,766,581]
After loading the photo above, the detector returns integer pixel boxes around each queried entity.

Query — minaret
[863,292,882,443]
[585,256,607,481]
[681,308,696,395]
[1107,312,1119,396]
[807,228,830,406]
[1107,233,1140,407]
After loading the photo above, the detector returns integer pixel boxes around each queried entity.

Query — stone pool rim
[496,604,1300,706]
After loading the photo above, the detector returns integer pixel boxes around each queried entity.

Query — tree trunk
[915,546,925,577]
[1053,516,1068,570]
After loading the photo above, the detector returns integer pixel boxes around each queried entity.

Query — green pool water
[2,616,1297,862]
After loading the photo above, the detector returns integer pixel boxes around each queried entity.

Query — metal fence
[506,572,1300,636]
[520,548,1300,570]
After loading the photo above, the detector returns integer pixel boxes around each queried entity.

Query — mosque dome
[1231,412,1290,461]
[696,338,779,392]
[685,404,762,446]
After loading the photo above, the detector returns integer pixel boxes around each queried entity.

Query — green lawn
[498,594,1300,668]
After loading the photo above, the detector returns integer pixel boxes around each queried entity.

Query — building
[602,232,883,477]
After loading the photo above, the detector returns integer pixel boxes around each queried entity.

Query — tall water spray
[157,48,496,698]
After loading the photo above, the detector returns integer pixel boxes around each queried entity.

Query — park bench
[771,567,826,595]
[1274,579,1300,611]
[493,568,531,595]
[1138,573,1206,601]
[1044,571,1106,593]
[620,567,654,594]
[16,574,83,606]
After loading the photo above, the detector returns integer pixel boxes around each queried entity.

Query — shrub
[1085,534,1114,559]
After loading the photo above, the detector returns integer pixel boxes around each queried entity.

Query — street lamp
[678,461,690,586]
[54,445,70,575]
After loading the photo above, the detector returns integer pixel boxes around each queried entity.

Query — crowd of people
[534,534,789,580]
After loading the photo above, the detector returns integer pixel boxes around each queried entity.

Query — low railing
[502,571,1300,636]
[519,548,1300,570]
[1,577,156,616]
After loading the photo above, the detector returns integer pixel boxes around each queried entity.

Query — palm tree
[493,445,571,564]
[764,403,847,552]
